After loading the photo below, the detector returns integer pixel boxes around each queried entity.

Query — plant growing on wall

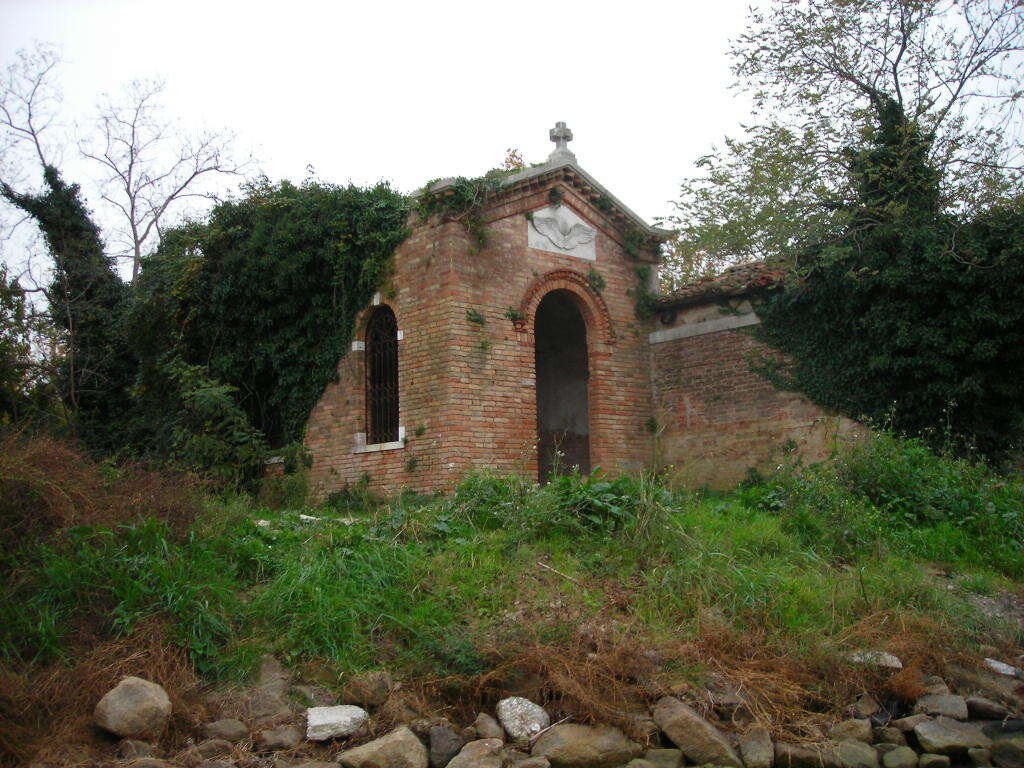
[755,100,1024,460]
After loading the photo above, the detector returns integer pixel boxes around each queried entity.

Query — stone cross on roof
[548,121,577,164]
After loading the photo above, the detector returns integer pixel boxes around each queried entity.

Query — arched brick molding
[515,269,617,345]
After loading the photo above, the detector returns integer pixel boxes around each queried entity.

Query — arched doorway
[535,290,590,482]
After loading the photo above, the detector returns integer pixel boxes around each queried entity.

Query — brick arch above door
[513,268,617,346]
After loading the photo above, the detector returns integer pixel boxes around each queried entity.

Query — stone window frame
[351,293,406,454]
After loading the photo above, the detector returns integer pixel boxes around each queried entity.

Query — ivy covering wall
[754,100,1024,461]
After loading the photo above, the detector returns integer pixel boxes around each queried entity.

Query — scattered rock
[992,737,1024,768]
[969,748,993,767]
[474,713,505,741]
[174,744,203,767]
[914,717,992,755]
[204,719,250,743]
[337,726,428,768]
[94,676,173,740]
[892,715,932,732]
[445,738,504,768]
[255,726,303,752]
[342,671,393,707]
[652,696,743,768]
[643,748,684,768]
[739,726,773,768]
[914,696,969,721]
[775,742,839,768]
[882,747,918,768]
[849,652,903,670]
[969,698,1012,721]
[624,761,658,768]
[874,728,907,746]
[531,724,642,768]
[876,745,901,757]
[922,677,951,696]
[832,721,875,744]
[496,697,550,742]
[197,739,233,758]
[837,739,879,768]
[981,723,1024,740]
[503,751,550,768]
[852,696,882,720]
[918,755,950,768]
[430,724,469,768]
[306,705,369,741]
[117,739,156,759]
[984,660,1023,679]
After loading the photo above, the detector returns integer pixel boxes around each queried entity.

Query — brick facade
[647,301,861,487]
[304,168,658,497]
[303,163,857,497]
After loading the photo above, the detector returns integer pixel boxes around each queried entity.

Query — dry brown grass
[0,431,201,552]
[0,620,208,768]
[366,610,971,747]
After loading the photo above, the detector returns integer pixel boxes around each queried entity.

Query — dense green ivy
[130,177,410,450]
[755,99,1024,460]
[1,167,133,447]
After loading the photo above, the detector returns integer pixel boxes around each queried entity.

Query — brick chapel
[303,123,857,496]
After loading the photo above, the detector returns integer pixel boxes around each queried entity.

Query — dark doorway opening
[535,290,591,483]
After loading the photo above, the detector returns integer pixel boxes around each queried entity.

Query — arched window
[365,305,399,444]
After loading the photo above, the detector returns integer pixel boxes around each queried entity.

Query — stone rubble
[495,697,551,742]
[305,705,369,741]
[86,654,1024,768]
[94,676,173,740]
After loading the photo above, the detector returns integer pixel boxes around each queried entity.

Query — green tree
[0,264,33,421]
[662,0,1024,282]
[755,100,1024,460]
[1,167,131,445]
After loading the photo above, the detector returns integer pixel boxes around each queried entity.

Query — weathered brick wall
[304,220,465,497]
[648,302,860,487]
[305,177,655,497]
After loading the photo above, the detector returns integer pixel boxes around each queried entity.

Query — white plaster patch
[396,329,404,341]
[527,205,597,261]
[351,340,365,351]
[649,312,760,344]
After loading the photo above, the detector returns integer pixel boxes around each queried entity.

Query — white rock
[255,520,271,527]
[306,705,369,741]
[496,697,550,742]
[849,651,903,669]
[983,658,1022,678]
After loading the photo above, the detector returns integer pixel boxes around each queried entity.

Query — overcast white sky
[2,0,754,261]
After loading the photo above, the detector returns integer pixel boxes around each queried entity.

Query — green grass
[2,432,1021,683]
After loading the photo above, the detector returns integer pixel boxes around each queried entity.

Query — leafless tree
[81,79,249,280]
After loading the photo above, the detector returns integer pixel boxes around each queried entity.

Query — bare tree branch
[80,79,252,280]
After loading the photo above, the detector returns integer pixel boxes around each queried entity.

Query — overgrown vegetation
[2,175,409,480]
[755,101,1024,460]
[414,172,510,252]
[3,431,1020,697]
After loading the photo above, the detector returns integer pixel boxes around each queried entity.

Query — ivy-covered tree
[1,167,131,445]
[756,99,1024,460]
[663,0,1024,281]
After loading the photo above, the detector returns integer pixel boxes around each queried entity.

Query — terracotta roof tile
[657,261,786,309]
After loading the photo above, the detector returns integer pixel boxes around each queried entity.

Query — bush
[742,432,1024,576]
